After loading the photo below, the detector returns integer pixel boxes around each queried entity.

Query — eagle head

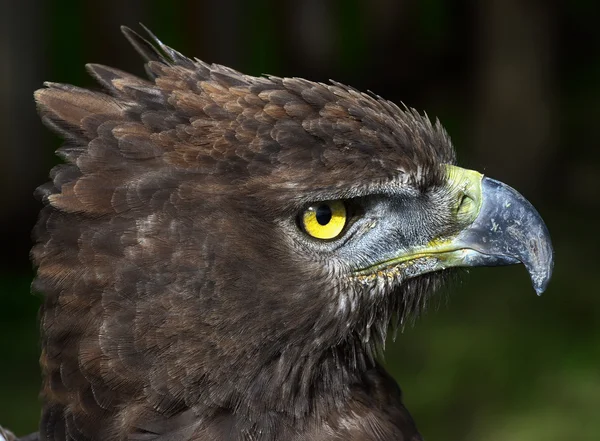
[32,26,553,441]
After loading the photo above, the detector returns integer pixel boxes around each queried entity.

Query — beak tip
[528,254,554,296]
[531,239,555,296]
[534,281,547,296]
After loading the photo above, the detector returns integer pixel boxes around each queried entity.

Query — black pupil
[315,205,332,225]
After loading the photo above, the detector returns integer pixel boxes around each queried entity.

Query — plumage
[29,27,553,441]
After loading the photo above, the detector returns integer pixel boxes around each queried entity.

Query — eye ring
[300,200,347,240]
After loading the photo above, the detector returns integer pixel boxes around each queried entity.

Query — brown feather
[32,26,455,441]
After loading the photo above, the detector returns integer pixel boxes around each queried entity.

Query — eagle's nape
[17,26,554,441]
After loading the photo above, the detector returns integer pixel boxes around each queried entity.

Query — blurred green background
[1,0,599,440]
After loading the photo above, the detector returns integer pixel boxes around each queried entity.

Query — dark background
[1,0,599,439]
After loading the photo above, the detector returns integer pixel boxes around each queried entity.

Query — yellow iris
[301,201,347,240]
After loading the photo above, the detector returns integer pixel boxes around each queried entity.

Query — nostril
[457,192,475,218]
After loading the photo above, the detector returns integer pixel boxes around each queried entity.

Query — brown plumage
[30,26,553,441]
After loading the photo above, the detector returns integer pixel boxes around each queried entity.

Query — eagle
[22,26,553,441]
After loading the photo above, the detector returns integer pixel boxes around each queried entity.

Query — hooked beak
[355,165,554,295]
[450,172,554,294]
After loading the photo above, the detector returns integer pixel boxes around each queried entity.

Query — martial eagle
[20,26,555,440]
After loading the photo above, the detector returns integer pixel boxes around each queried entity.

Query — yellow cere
[444,164,484,224]
[302,200,347,240]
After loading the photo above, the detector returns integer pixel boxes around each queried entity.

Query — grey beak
[456,177,554,295]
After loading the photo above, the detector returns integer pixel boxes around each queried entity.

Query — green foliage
[0,273,41,434]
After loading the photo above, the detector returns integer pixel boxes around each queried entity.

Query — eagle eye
[300,201,347,240]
